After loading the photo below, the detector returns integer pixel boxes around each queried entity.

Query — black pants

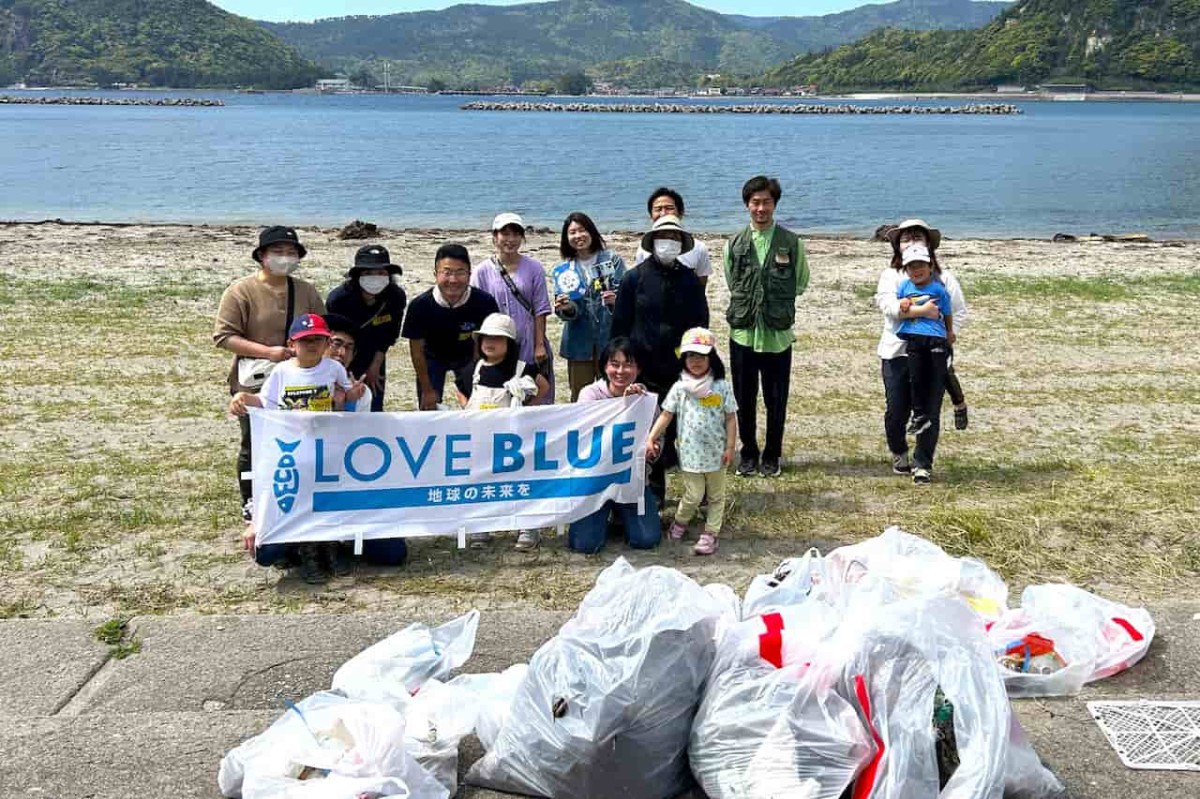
[882,357,943,470]
[730,340,792,462]
[643,374,678,508]
[370,357,387,412]
[945,348,965,407]
[237,413,253,517]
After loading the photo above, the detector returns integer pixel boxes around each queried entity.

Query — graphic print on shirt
[280,383,333,411]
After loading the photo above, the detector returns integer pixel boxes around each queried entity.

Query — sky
[213,1,877,23]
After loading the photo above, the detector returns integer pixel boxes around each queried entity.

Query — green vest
[725,225,799,330]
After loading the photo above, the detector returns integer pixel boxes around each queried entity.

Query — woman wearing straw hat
[875,219,970,483]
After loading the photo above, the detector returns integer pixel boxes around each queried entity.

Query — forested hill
[261,0,1010,90]
[0,0,321,89]
[764,0,1200,91]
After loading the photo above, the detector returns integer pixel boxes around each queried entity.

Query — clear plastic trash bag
[330,610,480,706]
[742,547,831,617]
[466,558,735,798]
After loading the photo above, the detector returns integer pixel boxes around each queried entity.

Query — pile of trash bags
[218,527,1155,798]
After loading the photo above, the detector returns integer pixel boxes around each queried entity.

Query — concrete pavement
[1,602,1197,798]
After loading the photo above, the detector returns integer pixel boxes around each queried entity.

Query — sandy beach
[0,222,1197,620]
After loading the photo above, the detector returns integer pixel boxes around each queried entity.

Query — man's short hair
[322,312,357,341]
[742,175,782,205]
[434,243,471,267]
[647,187,685,216]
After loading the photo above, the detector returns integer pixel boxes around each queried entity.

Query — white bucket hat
[640,214,695,254]
[474,312,518,341]
[492,212,526,233]
[887,219,942,251]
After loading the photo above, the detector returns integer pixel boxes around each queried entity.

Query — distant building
[995,84,1028,94]
[316,78,352,92]
[1037,83,1090,94]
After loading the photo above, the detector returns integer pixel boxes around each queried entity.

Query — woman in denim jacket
[551,211,628,400]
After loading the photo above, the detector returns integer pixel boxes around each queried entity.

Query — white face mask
[359,275,390,295]
[265,254,300,276]
[654,240,682,263]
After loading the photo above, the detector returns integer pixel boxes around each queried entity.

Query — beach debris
[337,219,379,239]
[1088,700,1200,770]
[462,101,1022,115]
[1053,232,1153,243]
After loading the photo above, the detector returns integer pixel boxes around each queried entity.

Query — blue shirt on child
[896,278,952,340]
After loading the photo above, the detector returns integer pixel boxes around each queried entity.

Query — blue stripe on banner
[312,470,633,512]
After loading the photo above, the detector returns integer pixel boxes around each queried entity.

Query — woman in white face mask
[213,225,326,549]
[326,244,408,412]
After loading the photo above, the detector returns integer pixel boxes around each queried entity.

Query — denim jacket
[552,249,627,361]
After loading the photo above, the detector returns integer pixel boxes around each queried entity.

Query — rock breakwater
[0,96,224,107]
[462,101,1020,115]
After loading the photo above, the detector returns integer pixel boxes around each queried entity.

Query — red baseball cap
[288,313,330,340]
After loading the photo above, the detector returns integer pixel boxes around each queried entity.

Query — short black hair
[434,243,471,268]
[560,212,606,260]
[647,187,685,217]
[680,349,726,381]
[599,337,639,370]
[322,312,357,341]
[742,175,782,205]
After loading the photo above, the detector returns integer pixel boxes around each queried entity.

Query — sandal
[668,521,688,540]
[693,532,719,556]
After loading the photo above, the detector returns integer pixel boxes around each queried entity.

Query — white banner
[250,395,655,546]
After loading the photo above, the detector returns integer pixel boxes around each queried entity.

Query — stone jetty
[462,101,1020,115]
[0,96,224,107]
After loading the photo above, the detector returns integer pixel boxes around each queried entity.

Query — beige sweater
[213,273,325,391]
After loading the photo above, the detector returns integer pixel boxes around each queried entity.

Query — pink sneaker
[668,521,688,540]
[693,532,719,556]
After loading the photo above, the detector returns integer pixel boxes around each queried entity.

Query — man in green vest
[723,175,809,478]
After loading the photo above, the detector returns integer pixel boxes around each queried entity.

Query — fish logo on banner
[273,438,301,513]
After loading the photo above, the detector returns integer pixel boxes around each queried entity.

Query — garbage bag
[218,691,448,799]
[1002,715,1066,799]
[331,610,480,706]
[690,603,869,798]
[465,558,733,798]
[793,595,1010,799]
[826,527,1009,622]
[444,664,529,751]
[988,584,1154,697]
[742,547,831,617]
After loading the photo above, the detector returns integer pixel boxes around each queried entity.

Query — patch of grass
[970,275,1133,301]
[94,617,143,659]
[0,597,39,619]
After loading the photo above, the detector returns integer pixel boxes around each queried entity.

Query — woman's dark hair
[647,187,685,216]
[889,228,942,273]
[600,337,639,372]
[559,212,606,260]
[741,175,782,205]
[435,243,471,267]
[680,349,726,381]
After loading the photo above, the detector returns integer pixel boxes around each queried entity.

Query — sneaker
[296,544,329,585]
[907,415,932,435]
[668,521,688,540]
[758,457,782,478]
[328,543,355,577]
[892,452,912,474]
[736,455,759,477]
[912,467,931,484]
[954,405,969,431]
[514,530,541,551]
[693,532,719,556]
[468,531,493,549]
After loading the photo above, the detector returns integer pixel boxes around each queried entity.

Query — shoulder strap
[284,277,295,338]
[498,262,536,317]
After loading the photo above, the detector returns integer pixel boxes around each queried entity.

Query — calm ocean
[2,90,1198,238]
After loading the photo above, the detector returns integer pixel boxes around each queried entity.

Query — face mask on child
[654,240,682,264]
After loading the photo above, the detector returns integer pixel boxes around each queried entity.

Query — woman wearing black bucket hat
[326,244,408,412]
[213,226,324,544]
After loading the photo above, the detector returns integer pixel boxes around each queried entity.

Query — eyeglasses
[328,338,354,351]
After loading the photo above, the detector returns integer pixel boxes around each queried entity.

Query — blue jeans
[255,538,409,567]
[567,487,661,553]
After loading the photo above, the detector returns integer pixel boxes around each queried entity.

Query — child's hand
[722,447,734,467]
[229,392,251,417]
[947,330,957,345]
[899,297,913,313]
[346,376,366,403]
[241,522,256,552]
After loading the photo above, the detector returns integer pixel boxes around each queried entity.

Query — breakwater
[0,96,224,107]
[462,101,1021,115]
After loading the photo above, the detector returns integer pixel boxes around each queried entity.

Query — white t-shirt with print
[260,357,352,412]
[661,378,738,473]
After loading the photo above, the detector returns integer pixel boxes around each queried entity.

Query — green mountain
[0,0,321,89]
[764,0,1200,90]
[261,0,1010,90]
